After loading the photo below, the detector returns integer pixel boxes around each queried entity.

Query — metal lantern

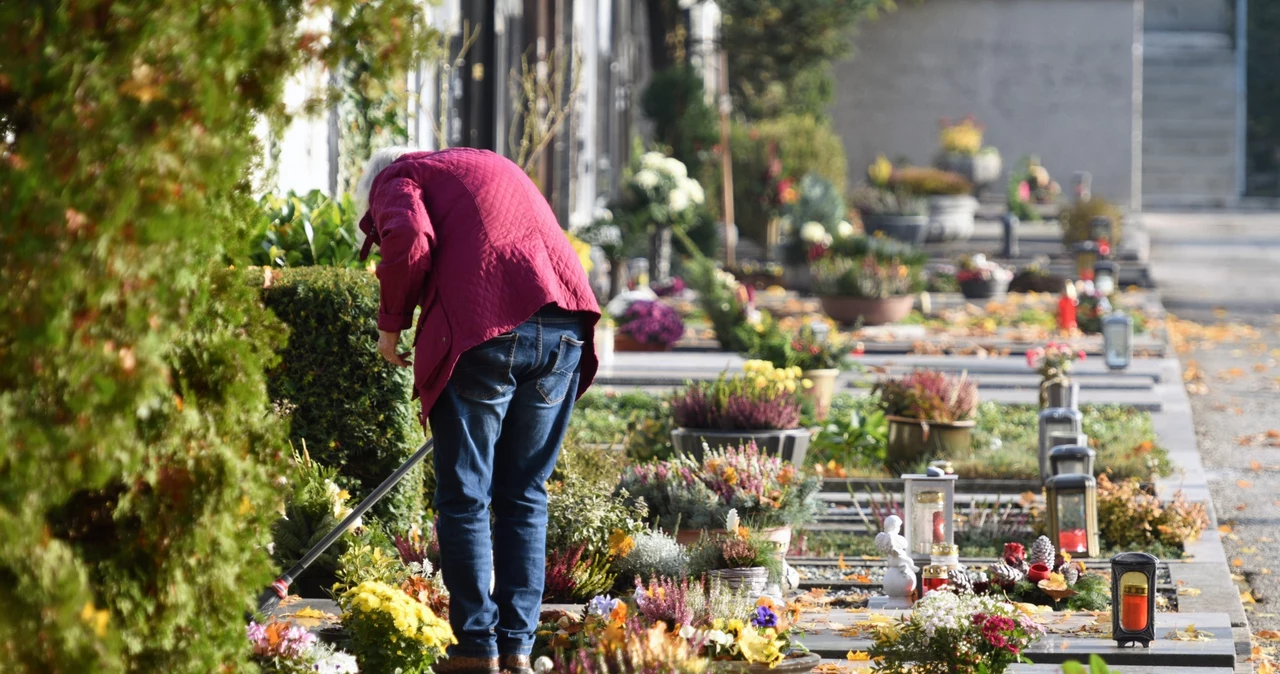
[902,474,957,561]
[1045,474,1100,558]
[1073,241,1099,280]
[1089,216,1114,246]
[1103,312,1134,371]
[1038,407,1084,484]
[1093,260,1118,296]
[1049,444,1097,476]
[1111,552,1159,648]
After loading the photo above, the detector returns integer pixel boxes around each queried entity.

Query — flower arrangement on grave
[938,116,989,157]
[866,588,1044,674]
[616,442,821,532]
[874,370,979,425]
[778,173,853,265]
[1007,156,1062,221]
[670,361,809,431]
[684,257,758,352]
[1028,341,1087,406]
[545,606,712,674]
[1096,475,1209,553]
[619,151,707,231]
[956,254,1014,285]
[340,580,454,674]
[687,512,785,584]
[984,537,1109,611]
[811,235,927,300]
[247,620,360,674]
[743,320,854,372]
[545,476,650,601]
[616,299,685,350]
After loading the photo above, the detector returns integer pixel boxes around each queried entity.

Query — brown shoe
[499,654,534,674]
[436,655,500,674]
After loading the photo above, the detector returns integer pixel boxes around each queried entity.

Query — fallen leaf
[1257,363,1270,373]
[1253,461,1264,472]
[838,554,848,571]
[1258,630,1280,640]
[1243,591,1259,604]
[846,651,871,661]
[1234,558,1246,568]
[1238,504,1250,511]
[1239,480,1255,489]
[1167,623,1216,641]
[1178,587,1202,597]
[1219,524,1234,534]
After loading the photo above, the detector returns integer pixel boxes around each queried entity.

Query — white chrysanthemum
[634,169,659,190]
[836,220,855,238]
[685,178,706,205]
[664,156,688,179]
[642,151,667,169]
[669,187,691,213]
[799,221,826,243]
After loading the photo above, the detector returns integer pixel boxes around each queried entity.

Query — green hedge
[257,267,425,534]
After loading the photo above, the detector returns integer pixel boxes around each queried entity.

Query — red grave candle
[1121,584,1150,632]
[1059,528,1088,554]
[1057,295,1078,331]
[932,511,945,544]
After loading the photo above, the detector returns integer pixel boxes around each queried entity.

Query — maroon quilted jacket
[357,148,600,418]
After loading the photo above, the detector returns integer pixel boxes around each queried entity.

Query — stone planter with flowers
[810,234,926,326]
[669,360,813,464]
[888,166,978,243]
[934,116,1003,195]
[1028,341,1087,409]
[687,510,782,595]
[855,154,930,246]
[874,370,980,469]
[956,253,1014,300]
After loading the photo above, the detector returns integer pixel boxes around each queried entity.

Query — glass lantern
[1089,216,1114,247]
[1049,444,1097,476]
[1111,552,1159,648]
[902,474,957,560]
[1038,408,1083,484]
[1103,312,1134,371]
[1045,474,1100,557]
[1073,241,1099,280]
[1093,261,1118,296]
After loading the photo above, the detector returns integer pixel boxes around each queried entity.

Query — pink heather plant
[618,300,685,348]
[873,370,979,423]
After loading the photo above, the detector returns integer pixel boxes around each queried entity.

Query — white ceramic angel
[875,515,917,608]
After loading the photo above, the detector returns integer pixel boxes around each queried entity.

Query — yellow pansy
[737,627,784,665]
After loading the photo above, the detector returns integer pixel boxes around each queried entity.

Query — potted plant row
[669,360,811,463]
[742,317,855,421]
[810,234,926,326]
[874,370,979,469]
[934,115,1003,195]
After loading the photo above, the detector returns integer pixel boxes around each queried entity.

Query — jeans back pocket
[452,333,518,401]
[536,334,584,404]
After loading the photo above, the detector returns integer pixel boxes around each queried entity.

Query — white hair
[354,146,417,216]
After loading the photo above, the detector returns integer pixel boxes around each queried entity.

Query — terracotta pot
[885,416,976,469]
[613,332,671,352]
[670,428,811,465]
[803,369,840,421]
[819,295,915,326]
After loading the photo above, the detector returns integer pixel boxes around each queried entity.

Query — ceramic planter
[959,276,1010,300]
[613,332,671,352]
[925,195,978,243]
[670,428,811,465]
[885,416,976,468]
[860,213,929,246]
[819,295,915,326]
[803,368,840,421]
[937,151,1003,193]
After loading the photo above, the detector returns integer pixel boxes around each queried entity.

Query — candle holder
[1093,260,1118,296]
[1049,444,1097,476]
[1045,474,1100,557]
[1089,216,1114,248]
[1038,407,1084,484]
[1103,312,1134,371]
[922,565,949,597]
[1073,241,1099,281]
[902,474,957,562]
[1111,552,1158,648]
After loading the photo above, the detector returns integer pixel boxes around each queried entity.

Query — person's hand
[378,329,413,368]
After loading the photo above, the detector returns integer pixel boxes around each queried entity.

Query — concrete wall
[830,0,1143,210]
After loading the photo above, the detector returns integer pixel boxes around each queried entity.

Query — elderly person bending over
[355,147,600,674]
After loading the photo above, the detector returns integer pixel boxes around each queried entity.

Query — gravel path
[1147,211,1280,635]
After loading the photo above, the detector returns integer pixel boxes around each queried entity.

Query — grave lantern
[1038,407,1084,483]
[1103,312,1134,371]
[1049,444,1096,476]
[902,474,957,560]
[1093,260,1118,296]
[1111,552,1159,648]
[1090,216,1114,247]
[1073,242,1099,281]
[1045,474,1100,557]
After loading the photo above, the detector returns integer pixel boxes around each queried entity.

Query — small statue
[875,515,918,609]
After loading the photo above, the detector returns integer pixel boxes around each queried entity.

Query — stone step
[1143,63,1238,87]
[1145,0,1233,33]
[1143,155,1237,177]
[1144,117,1237,139]
[1142,172,1236,198]
[1143,136,1235,156]
[1145,30,1234,52]
[1142,94,1237,118]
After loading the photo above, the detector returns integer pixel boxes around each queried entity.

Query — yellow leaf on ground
[1253,461,1264,472]
[846,651,871,661]
[1239,480,1255,489]
[1243,591,1258,604]
[1178,587,1202,597]
[1233,558,1246,567]
[838,554,848,571]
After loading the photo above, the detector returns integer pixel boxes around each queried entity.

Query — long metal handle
[258,438,435,614]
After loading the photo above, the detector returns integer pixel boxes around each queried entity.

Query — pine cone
[989,562,1024,588]
[1030,536,1055,568]
[1061,563,1080,586]
[947,568,974,594]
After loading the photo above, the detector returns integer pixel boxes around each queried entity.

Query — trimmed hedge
[257,267,425,534]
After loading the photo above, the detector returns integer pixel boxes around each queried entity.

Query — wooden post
[718,50,735,269]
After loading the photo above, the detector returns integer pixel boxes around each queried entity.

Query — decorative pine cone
[1061,563,1080,586]
[1030,536,1056,568]
[947,568,974,594]
[989,562,1024,588]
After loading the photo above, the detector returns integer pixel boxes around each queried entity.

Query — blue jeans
[429,304,586,659]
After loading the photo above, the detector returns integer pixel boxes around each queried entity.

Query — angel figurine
[875,515,917,608]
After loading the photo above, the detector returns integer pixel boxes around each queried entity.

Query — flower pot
[595,325,615,371]
[959,276,1010,300]
[718,652,823,673]
[819,295,915,326]
[613,332,671,352]
[925,195,978,243]
[675,526,793,556]
[885,416,976,468]
[860,213,929,246]
[1042,379,1080,410]
[802,369,840,421]
[705,567,769,595]
[671,427,811,465]
[936,151,1003,194]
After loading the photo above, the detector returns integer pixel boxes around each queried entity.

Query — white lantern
[1093,261,1117,296]
[902,474,957,562]
[1038,407,1083,484]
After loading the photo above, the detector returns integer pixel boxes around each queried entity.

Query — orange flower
[778,465,796,486]
[722,466,738,485]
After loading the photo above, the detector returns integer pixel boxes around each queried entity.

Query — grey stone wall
[831,0,1142,210]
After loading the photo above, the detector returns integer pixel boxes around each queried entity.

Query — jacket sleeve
[370,176,433,332]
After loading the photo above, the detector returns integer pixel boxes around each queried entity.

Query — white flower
[799,221,826,243]
[313,651,360,674]
[634,169,659,190]
[534,657,555,674]
[678,623,697,640]
[664,156,688,179]
[595,207,613,222]
[705,629,734,647]
[836,220,854,238]
[725,508,740,532]
[668,187,691,213]
[642,152,667,170]
[685,179,706,205]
